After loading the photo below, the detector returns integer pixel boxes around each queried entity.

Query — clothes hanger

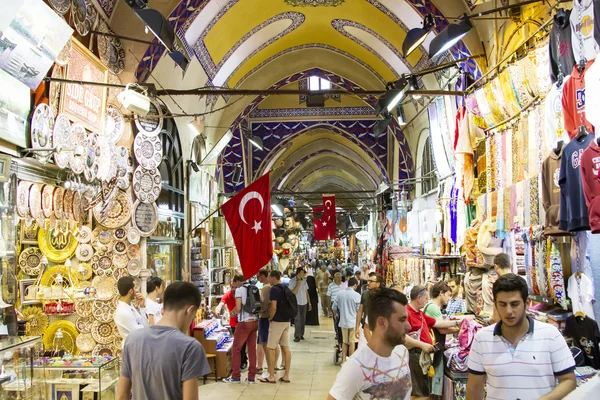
[576,125,588,141]
[554,140,564,154]
[574,311,586,319]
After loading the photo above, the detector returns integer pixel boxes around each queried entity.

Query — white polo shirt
[468,316,575,400]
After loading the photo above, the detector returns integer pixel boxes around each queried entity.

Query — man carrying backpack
[262,270,296,384]
[224,274,261,383]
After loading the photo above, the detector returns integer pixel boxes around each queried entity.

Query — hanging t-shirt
[584,59,600,130]
[542,149,570,235]
[550,9,577,83]
[568,273,596,319]
[562,61,595,139]
[570,0,600,64]
[580,139,600,233]
[558,133,593,231]
[328,345,412,400]
[545,78,570,150]
[564,315,600,369]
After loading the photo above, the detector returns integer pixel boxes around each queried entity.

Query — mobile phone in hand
[432,342,442,352]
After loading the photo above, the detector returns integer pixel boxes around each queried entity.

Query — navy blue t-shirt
[558,134,593,231]
[269,284,289,322]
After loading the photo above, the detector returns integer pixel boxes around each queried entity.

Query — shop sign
[355,230,370,241]
[61,39,107,133]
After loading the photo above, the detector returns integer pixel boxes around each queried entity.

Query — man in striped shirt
[467,274,576,400]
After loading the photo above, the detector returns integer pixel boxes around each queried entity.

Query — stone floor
[198,317,339,399]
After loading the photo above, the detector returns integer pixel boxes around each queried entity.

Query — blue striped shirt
[468,316,575,400]
[327,282,342,309]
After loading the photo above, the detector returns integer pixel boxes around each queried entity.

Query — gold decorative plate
[92,228,115,252]
[76,244,94,262]
[53,187,65,220]
[43,320,78,355]
[127,259,141,276]
[127,227,140,244]
[92,344,115,358]
[92,300,115,323]
[39,265,80,287]
[41,185,55,219]
[92,276,116,300]
[17,181,33,218]
[38,227,78,263]
[76,333,96,353]
[132,201,158,237]
[112,268,127,281]
[76,300,92,317]
[76,316,93,333]
[91,320,116,345]
[93,190,132,229]
[126,244,140,259]
[23,306,48,336]
[72,191,82,222]
[18,247,43,276]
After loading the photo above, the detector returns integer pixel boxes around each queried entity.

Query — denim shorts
[258,317,270,344]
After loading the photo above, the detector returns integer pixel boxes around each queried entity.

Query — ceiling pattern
[249,106,373,118]
[98,0,117,18]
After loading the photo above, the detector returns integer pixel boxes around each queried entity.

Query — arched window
[157,115,184,213]
[421,137,438,194]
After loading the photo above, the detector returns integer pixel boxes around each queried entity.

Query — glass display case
[33,355,119,400]
[147,240,183,283]
[0,336,44,399]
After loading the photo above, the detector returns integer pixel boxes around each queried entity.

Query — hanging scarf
[549,240,568,309]
[523,231,534,294]
[450,180,459,245]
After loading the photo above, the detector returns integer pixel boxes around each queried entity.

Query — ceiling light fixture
[232,165,242,183]
[199,130,233,165]
[428,15,472,58]
[247,135,263,151]
[402,14,435,57]
[271,204,285,217]
[375,77,409,116]
[396,105,407,126]
[373,116,393,138]
[408,76,421,100]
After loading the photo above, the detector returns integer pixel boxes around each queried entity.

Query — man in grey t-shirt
[117,282,210,400]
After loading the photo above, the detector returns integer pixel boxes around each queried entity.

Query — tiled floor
[199,318,339,399]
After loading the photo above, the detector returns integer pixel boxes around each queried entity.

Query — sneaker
[294,337,301,342]
[246,379,255,384]
[222,377,240,383]
[300,336,305,340]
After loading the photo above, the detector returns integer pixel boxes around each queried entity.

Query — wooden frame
[20,220,39,244]
[19,279,40,305]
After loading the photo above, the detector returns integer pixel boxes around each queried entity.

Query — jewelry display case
[0,336,44,399]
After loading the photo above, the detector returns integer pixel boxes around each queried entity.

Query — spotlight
[247,135,263,151]
[118,84,150,115]
[375,77,409,116]
[396,105,407,126]
[402,14,434,57]
[188,160,199,173]
[200,130,233,165]
[429,16,472,58]
[232,165,242,183]
[409,76,421,100]
[271,204,284,217]
[373,116,393,138]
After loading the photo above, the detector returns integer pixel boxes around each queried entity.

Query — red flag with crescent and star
[313,195,336,240]
[221,172,273,279]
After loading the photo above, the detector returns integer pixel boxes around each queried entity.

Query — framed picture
[20,220,39,244]
[19,279,40,305]
[0,155,11,182]
[50,383,79,400]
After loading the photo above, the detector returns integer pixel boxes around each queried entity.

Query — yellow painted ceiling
[203,0,422,86]
[257,81,367,109]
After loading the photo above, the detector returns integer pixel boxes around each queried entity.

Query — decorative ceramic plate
[97,21,126,75]
[39,265,80,287]
[107,72,123,106]
[127,244,140,259]
[23,307,48,337]
[132,201,158,237]
[115,146,133,189]
[127,259,141,276]
[63,190,74,221]
[55,38,71,66]
[31,104,54,163]
[72,191,82,222]
[96,254,113,272]
[38,227,78,263]
[70,124,87,174]
[113,241,127,255]
[73,0,97,36]
[84,133,100,182]
[133,133,163,170]
[77,262,93,280]
[76,316,93,333]
[49,66,63,118]
[29,184,42,220]
[76,244,94,262]
[133,166,162,203]
[41,185,55,219]
[76,301,92,318]
[113,227,127,241]
[92,228,114,251]
[92,344,115,357]
[112,268,127,281]
[96,139,113,182]
[91,320,116,345]
[103,104,125,144]
[134,99,163,137]
[127,227,140,244]
[44,320,79,355]
[113,254,128,268]
[78,226,92,243]
[92,276,117,301]
[53,187,65,220]
[92,300,115,323]
[93,190,132,229]
[50,0,71,14]
[17,181,32,218]
[19,247,43,276]
[76,333,96,353]
[53,114,72,168]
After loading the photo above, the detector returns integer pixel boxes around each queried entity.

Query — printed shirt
[327,282,343,309]
[329,345,411,400]
[468,316,576,400]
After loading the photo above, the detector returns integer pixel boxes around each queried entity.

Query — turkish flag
[222,172,273,279]
[313,195,336,240]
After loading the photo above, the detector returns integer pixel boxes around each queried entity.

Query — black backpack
[277,284,298,320]
[242,283,262,315]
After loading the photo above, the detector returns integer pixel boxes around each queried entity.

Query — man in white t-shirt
[328,288,412,400]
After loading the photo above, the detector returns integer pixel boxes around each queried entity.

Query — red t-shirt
[407,304,437,345]
[221,289,238,328]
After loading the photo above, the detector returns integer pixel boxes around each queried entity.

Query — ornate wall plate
[112,268,127,281]
[17,181,32,218]
[97,21,126,75]
[41,185,55,219]
[126,244,140,259]
[115,146,133,189]
[76,333,96,353]
[53,187,65,220]
[76,300,92,317]
[76,244,94,262]
[93,190,132,229]
[127,227,140,244]
[127,259,141,276]
[78,226,92,243]
[21,220,39,243]
[133,133,162,170]
[50,0,71,14]
[77,262,93,280]
[73,0,98,36]
[132,201,158,237]
[23,307,48,336]
[113,227,127,241]
[113,241,127,255]
[70,124,87,174]
[40,265,80,287]
[49,67,64,118]
[63,190,74,221]
[31,104,54,163]
[96,140,113,182]
[92,344,115,357]
[84,133,100,182]
[134,99,163,137]
[92,300,115,323]
[91,320,116,345]
[19,247,43,276]
[44,320,78,355]
[72,191,82,222]
[104,104,124,144]
[29,184,43,220]
[92,228,115,251]
[76,316,93,333]
[53,114,72,168]
[133,166,162,204]
[113,254,128,268]
[38,228,78,263]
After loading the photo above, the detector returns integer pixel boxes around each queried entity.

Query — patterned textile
[504,186,512,233]
[504,129,513,186]
[508,58,536,107]
[484,84,505,125]
[510,185,518,230]
[494,133,503,190]
[524,179,531,227]
[463,153,475,201]
[499,69,523,116]
[531,238,540,295]
[530,177,540,226]
[523,231,534,294]
[491,78,511,119]
[486,138,494,193]
[528,108,544,177]
[475,88,494,127]
[512,123,524,183]
[534,229,549,298]
[516,182,524,229]
[496,189,505,233]
[550,240,568,309]
[535,41,553,95]
[477,139,487,194]
[571,232,595,295]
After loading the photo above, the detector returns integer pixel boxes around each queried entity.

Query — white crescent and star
[238,191,264,234]
[325,200,332,209]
